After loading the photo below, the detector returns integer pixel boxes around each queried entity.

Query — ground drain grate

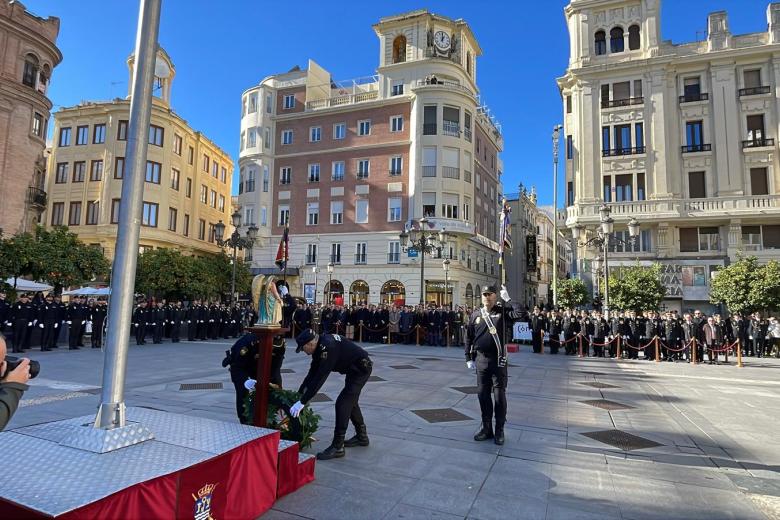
[412,408,472,423]
[578,382,620,389]
[580,399,634,411]
[581,429,662,451]
[579,371,606,376]
[367,376,386,382]
[179,382,223,391]
[309,393,332,403]
[390,365,419,370]
[78,388,102,395]
[451,386,480,394]
[280,368,295,374]
[417,357,442,361]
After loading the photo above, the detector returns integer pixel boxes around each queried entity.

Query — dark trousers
[171,323,181,342]
[153,323,163,344]
[475,352,508,427]
[231,376,249,425]
[271,347,285,387]
[196,321,206,340]
[531,331,543,353]
[12,319,30,352]
[134,323,146,345]
[92,319,104,348]
[564,333,576,355]
[41,322,57,349]
[333,360,372,437]
[187,321,196,341]
[549,336,560,354]
[68,323,83,348]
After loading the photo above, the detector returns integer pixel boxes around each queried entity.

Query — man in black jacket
[90,299,108,349]
[529,307,547,354]
[10,294,36,353]
[132,300,148,345]
[291,329,373,460]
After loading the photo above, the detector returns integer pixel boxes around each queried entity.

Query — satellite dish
[154,58,170,79]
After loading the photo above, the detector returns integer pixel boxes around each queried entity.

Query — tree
[608,263,666,312]
[0,232,40,288]
[34,227,109,293]
[751,260,780,312]
[711,256,780,314]
[555,277,589,309]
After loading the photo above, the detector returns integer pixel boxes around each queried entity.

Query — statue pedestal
[246,325,289,427]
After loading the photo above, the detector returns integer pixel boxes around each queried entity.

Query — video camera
[1,356,40,380]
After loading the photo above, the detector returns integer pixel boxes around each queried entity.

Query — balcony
[442,121,460,137]
[389,169,402,176]
[329,255,341,265]
[305,90,379,111]
[27,186,47,208]
[679,93,709,103]
[422,166,436,177]
[742,138,775,149]
[423,124,437,135]
[412,78,473,98]
[442,166,460,179]
[601,97,644,109]
[602,146,645,157]
[354,254,367,265]
[464,127,472,141]
[387,253,400,264]
[356,171,369,179]
[464,170,472,183]
[738,86,771,97]
[681,144,711,153]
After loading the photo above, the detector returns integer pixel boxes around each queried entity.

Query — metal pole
[419,237,426,305]
[313,267,318,305]
[95,0,162,429]
[603,237,610,317]
[230,241,237,305]
[552,125,561,309]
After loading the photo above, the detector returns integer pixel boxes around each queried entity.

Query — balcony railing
[442,166,460,179]
[738,86,771,97]
[602,146,646,157]
[464,127,472,141]
[681,144,712,153]
[356,171,369,179]
[679,93,709,103]
[27,186,47,208]
[354,254,367,265]
[389,169,402,176]
[305,90,379,110]
[742,138,775,149]
[387,253,400,264]
[422,166,436,177]
[423,124,437,135]
[329,255,341,264]
[332,173,344,181]
[464,170,472,183]
[305,255,317,265]
[601,97,644,109]
[442,121,460,137]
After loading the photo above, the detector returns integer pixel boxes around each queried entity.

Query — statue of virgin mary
[251,275,283,327]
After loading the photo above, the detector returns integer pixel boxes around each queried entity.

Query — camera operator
[0,333,31,430]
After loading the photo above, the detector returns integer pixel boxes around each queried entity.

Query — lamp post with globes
[326,261,334,304]
[311,265,319,305]
[552,124,563,308]
[399,217,448,305]
[571,204,640,316]
[442,258,451,307]
[215,210,258,305]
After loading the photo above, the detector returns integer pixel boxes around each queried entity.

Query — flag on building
[498,201,512,265]
[275,226,289,270]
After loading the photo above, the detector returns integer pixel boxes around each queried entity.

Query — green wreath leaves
[243,386,320,449]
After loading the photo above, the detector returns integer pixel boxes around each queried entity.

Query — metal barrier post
[724,340,729,363]
[737,339,743,368]
[655,336,660,363]
[578,334,583,358]
[691,337,697,365]
[445,325,450,347]
[616,336,621,360]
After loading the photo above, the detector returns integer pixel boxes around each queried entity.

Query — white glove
[39,323,44,329]
[244,378,256,391]
[280,286,289,297]
[81,320,86,325]
[290,401,304,418]
[499,285,511,302]
[27,322,32,326]
[54,323,58,328]
[134,323,138,327]
[33,320,38,325]
[152,322,156,326]
[466,360,475,370]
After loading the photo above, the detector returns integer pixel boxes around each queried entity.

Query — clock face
[434,30,451,50]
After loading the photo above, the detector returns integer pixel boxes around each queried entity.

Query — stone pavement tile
[382,503,463,520]
[548,466,617,503]
[273,481,398,520]
[401,477,481,517]
[608,457,737,491]
[545,500,621,520]
[468,489,547,520]
[482,457,552,499]
[313,463,417,503]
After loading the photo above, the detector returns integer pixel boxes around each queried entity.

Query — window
[142,202,158,227]
[280,167,291,185]
[22,54,38,87]
[263,166,269,192]
[266,94,272,113]
[463,197,471,221]
[443,106,460,136]
[422,192,436,217]
[183,214,190,236]
[247,128,256,148]
[441,193,459,219]
[221,167,227,184]
[635,123,644,151]
[391,115,403,132]
[594,30,607,55]
[168,207,177,232]
[331,201,343,224]
[210,190,217,208]
[145,161,161,184]
[261,207,267,227]
[264,127,271,148]
[602,127,610,154]
[355,199,369,224]
[173,134,182,155]
[744,69,762,89]
[683,77,701,100]
[188,146,194,165]
[185,178,192,198]
[358,120,371,136]
[110,199,121,224]
[114,157,125,179]
[388,197,402,222]
[93,124,106,144]
[310,126,321,142]
[198,219,206,240]
[55,162,68,183]
[208,223,216,243]
[278,205,290,226]
[699,227,720,251]
[68,202,82,226]
[90,160,103,181]
[637,173,646,201]
[355,243,367,264]
[764,225,780,249]
[742,225,762,251]
[422,146,437,177]
[388,242,400,264]
[148,125,164,146]
[248,94,257,113]
[51,202,64,226]
[200,184,208,204]
[423,105,437,135]
[218,195,225,212]
[332,161,345,181]
[333,123,346,140]
[392,35,407,63]
[628,25,641,50]
[357,159,370,178]
[686,121,704,149]
[603,176,612,202]
[244,206,255,226]
[246,169,256,192]
[390,156,402,175]
[567,181,574,206]
[212,161,218,178]
[84,202,99,225]
[202,154,210,172]
[171,168,180,190]
[307,202,319,225]
[464,111,472,142]
[566,96,572,114]
[283,94,295,110]
[614,174,633,202]
[750,167,769,195]
[59,127,72,147]
[391,80,404,96]
[308,163,320,182]
[282,129,293,145]
[76,125,89,145]
[688,171,706,198]
[614,124,631,153]
[610,27,624,53]
[32,112,44,137]
[746,114,766,142]
[330,243,342,264]
[566,135,573,159]
[72,161,86,182]
[306,244,317,265]
[117,120,128,141]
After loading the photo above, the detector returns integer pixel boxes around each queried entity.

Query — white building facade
[559,0,780,312]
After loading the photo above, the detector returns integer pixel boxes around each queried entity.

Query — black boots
[494,424,505,446]
[474,422,494,442]
[317,435,345,460]
[344,425,370,447]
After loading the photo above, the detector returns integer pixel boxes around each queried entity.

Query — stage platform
[0,407,315,519]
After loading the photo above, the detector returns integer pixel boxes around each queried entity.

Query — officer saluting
[290,328,373,461]
[465,285,522,445]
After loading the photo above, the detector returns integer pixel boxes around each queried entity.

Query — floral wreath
[243,384,320,449]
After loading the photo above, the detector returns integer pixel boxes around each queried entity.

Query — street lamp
[312,265,318,305]
[552,124,563,308]
[215,210,258,304]
[442,258,451,307]
[399,217,448,305]
[572,204,640,316]
[326,261,334,304]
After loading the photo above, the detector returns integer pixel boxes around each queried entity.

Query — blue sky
[27,0,774,205]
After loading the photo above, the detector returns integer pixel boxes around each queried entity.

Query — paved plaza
[7,340,780,520]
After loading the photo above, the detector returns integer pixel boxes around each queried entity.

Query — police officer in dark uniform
[170,301,185,343]
[529,307,547,354]
[10,294,36,353]
[38,294,59,351]
[465,285,522,446]
[549,310,563,354]
[132,300,148,345]
[0,291,10,334]
[290,328,373,460]
[223,333,260,424]
[90,299,108,348]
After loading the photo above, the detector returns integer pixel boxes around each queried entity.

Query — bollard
[724,340,729,364]
[736,338,743,368]
[691,338,697,365]
[655,336,660,363]
[386,329,391,345]
[616,336,621,360]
